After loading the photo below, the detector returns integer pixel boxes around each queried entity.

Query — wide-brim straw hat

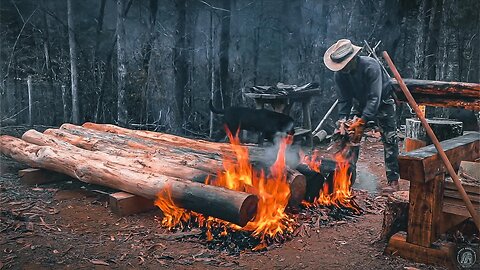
[324,39,362,71]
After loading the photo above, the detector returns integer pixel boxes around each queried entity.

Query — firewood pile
[0,122,366,252]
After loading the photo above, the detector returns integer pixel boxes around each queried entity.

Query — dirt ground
[0,127,446,270]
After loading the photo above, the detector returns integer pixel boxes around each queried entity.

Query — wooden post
[27,75,33,126]
[407,174,444,247]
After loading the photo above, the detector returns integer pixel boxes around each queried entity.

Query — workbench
[244,88,321,146]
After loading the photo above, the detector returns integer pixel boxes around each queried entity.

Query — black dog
[209,100,295,144]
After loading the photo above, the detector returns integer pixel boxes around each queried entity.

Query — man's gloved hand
[334,119,348,136]
[347,117,366,143]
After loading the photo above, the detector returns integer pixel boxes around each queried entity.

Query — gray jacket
[334,56,393,121]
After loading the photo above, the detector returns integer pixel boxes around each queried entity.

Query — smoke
[256,133,301,169]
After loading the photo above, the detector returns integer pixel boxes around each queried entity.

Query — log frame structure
[388,132,480,267]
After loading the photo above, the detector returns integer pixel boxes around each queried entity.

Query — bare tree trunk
[219,0,231,107]
[413,0,427,79]
[94,0,107,63]
[209,11,215,138]
[116,0,128,127]
[67,0,80,124]
[27,75,33,126]
[173,0,188,133]
[61,84,69,122]
[424,0,442,80]
[141,0,158,125]
[42,0,56,125]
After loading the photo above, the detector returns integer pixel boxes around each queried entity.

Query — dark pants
[351,98,400,183]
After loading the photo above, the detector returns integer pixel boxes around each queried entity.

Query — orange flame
[302,151,359,212]
[155,128,295,247]
[154,187,190,228]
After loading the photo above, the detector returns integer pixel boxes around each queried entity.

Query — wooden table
[244,88,321,147]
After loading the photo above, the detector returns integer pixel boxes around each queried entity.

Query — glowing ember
[155,128,295,248]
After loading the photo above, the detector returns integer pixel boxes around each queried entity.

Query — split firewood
[0,135,258,226]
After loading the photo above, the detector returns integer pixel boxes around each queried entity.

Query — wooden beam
[398,132,480,183]
[404,137,427,152]
[109,192,156,216]
[385,232,455,269]
[407,174,444,247]
[18,168,68,185]
[392,79,480,110]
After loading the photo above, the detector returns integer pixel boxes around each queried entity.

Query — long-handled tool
[312,99,338,136]
[383,51,480,230]
[364,40,414,114]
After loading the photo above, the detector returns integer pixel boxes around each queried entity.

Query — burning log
[49,125,307,206]
[297,158,357,202]
[0,135,258,226]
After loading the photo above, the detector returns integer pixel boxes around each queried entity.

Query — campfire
[155,128,362,251]
[0,122,363,253]
[155,129,296,250]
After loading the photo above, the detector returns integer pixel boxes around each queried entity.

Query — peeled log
[80,122,267,157]
[47,126,306,205]
[0,135,257,226]
[42,129,224,174]
[392,79,480,110]
[22,130,216,181]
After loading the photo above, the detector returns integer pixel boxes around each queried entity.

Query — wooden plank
[398,132,480,183]
[385,232,455,268]
[445,178,480,195]
[109,192,156,216]
[443,190,480,203]
[407,174,444,247]
[404,137,427,152]
[443,197,480,217]
[18,168,68,185]
[459,161,480,181]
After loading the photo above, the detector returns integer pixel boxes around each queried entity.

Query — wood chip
[90,259,110,266]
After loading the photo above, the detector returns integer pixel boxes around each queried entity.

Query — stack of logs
[0,123,307,227]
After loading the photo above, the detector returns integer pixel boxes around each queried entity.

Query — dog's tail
[209,99,225,114]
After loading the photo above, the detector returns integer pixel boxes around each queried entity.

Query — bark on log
[0,135,257,226]
[41,126,307,205]
[379,191,409,242]
[392,79,480,110]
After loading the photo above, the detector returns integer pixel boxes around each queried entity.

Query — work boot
[382,180,399,195]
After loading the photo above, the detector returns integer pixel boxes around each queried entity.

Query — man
[324,39,400,193]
